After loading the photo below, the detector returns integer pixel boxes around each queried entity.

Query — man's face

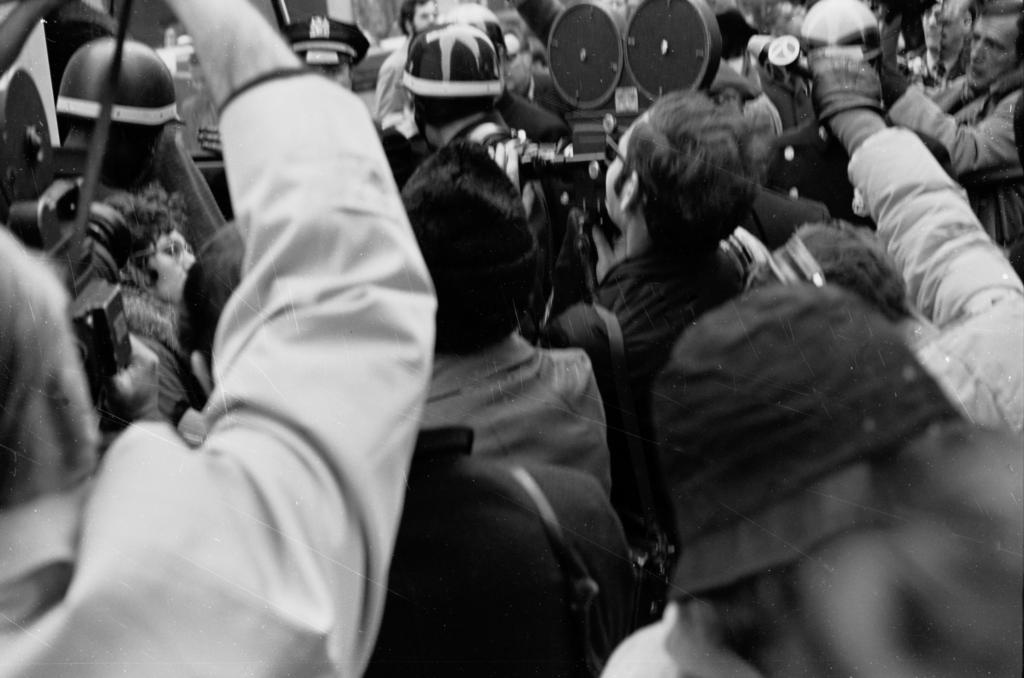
[412,1,437,35]
[923,3,971,61]
[605,123,636,231]
[142,230,196,306]
[505,48,533,95]
[969,14,1020,90]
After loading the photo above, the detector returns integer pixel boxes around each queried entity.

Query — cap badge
[310,16,331,39]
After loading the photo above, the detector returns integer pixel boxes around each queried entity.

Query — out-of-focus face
[317,59,353,89]
[923,2,971,61]
[412,1,437,35]
[968,14,1020,90]
[144,229,195,305]
[605,123,636,230]
[505,47,533,95]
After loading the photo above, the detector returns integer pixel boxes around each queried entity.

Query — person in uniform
[765,0,881,227]
[283,14,370,90]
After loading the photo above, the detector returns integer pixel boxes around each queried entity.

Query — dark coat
[543,249,743,537]
[767,119,875,227]
[757,63,815,131]
[366,442,634,678]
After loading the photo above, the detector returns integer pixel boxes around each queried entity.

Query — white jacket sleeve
[848,127,1023,432]
[848,127,1022,324]
[1,75,435,678]
[211,75,436,666]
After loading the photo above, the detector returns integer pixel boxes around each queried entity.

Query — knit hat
[652,284,960,594]
[402,142,538,353]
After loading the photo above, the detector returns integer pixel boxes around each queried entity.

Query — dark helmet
[441,3,506,58]
[404,24,504,99]
[801,0,881,60]
[57,37,177,127]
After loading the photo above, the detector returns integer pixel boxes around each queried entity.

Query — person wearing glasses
[541,91,759,596]
[104,185,205,427]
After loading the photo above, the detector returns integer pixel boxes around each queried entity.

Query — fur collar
[119,285,185,360]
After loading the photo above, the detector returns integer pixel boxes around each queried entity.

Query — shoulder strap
[509,466,606,677]
[591,305,662,543]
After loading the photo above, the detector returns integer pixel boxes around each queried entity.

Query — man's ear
[190,351,214,397]
[619,170,641,213]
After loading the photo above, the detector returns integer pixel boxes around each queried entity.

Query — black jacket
[766,119,874,227]
[543,249,743,535]
[367,439,633,678]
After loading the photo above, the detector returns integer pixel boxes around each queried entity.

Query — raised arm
[90,0,433,671]
[887,87,1020,179]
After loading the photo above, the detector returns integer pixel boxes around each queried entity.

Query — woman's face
[145,230,195,304]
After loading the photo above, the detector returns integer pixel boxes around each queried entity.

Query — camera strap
[592,304,664,551]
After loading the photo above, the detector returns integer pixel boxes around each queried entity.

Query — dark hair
[401,141,537,354]
[796,221,911,322]
[103,184,185,254]
[400,0,434,36]
[413,95,495,129]
[178,224,245,366]
[624,91,764,259]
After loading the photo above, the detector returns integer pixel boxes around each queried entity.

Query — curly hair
[623,91,765,260]
[796,221,911,322]
[103,184,188,257]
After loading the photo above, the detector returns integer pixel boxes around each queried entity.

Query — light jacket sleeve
[887,86,1021,180]
[8,75,436,677]
[213,74,436,666]
[848,127,1023,431]
[848,127,1022,323]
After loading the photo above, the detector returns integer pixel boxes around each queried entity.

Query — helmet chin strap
[70,0,135,288]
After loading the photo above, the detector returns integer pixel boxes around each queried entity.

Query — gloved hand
[809,50,884,121]
[879,59,910,108]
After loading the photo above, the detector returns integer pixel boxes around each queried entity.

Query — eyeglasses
[604,134,626,166]
[134,238,193,263]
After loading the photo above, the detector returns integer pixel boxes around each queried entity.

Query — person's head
[105,186,195,306]
[503,29,535,95]
[649,284,999,675]
[923,0,975,62]
[178,224,245,399]
[793,221,911,322]
[0,229,98,508]
[284,16,370,90]
[401,141,537,354]
[967,0,1023,90]
[404,24,504,143]
[57,38,177,190]
[400,0,437,37]
[605,91,764,261]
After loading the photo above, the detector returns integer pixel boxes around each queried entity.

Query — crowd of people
[0,0,1021,676]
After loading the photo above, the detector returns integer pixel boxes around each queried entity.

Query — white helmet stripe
[57,96,178,125]
[403,72,503,97]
